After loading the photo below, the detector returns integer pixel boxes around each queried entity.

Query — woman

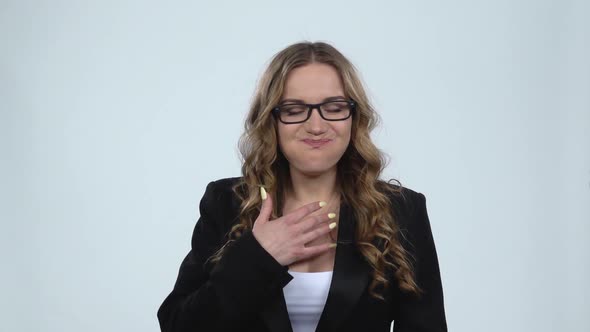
[158,41,447,332]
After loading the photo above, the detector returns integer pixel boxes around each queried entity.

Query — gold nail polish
[329,243,337,249]
[328,213,336,219]
[260,187,267,200]
[329,222,337,230]
[319,201,327,207]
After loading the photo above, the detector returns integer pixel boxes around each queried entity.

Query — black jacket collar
[260,202,370,332]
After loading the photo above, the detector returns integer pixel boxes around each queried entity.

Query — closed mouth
[302,139,332,147]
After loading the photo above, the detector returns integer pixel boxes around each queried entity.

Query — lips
[302,139,332,148]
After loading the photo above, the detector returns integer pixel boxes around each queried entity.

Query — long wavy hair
[210,41,420,299]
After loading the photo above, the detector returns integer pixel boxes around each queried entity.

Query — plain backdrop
[1,1,589,331]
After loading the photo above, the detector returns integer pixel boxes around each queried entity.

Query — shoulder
[196,176,244,228]
[376,179,426,219]
[376,179,433,247]
[377,180,437,258]
[201,176,244,203]
[207,176,243,193]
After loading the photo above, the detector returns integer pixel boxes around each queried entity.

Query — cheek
[277,125,295,150]
[337,122,352,142]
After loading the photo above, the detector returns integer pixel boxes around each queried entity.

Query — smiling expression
[276,63,352,177]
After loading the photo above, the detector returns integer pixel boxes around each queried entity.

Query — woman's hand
[252,187,337,266]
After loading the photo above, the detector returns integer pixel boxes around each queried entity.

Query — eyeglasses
[272,99,356,124]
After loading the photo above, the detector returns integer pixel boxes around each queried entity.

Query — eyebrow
[280,95,347,104]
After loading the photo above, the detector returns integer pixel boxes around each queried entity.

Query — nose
[305,107,328,135]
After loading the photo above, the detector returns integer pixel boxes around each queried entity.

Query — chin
[290,161,338,177]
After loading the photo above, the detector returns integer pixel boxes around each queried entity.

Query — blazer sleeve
[393,192,447,332]
[157,181,293,332]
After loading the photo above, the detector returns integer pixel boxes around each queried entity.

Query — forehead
[282,63,344,102]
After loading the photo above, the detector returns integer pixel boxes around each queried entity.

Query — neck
[287,165,339,204]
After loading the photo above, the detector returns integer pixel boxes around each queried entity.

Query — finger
[296,212,336,234]
[283,200,327,225]
[299,242,337,260]
[299,221,337,244]
[255,186,273,225]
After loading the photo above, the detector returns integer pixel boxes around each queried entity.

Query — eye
[282,105,307,115]
[323,101,349,112]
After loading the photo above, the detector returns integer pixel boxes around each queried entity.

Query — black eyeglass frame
[271,99,357,124]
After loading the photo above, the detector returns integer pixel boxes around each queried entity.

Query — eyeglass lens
[279,101,351,123]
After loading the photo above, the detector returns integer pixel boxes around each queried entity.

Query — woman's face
[276,63,352,177]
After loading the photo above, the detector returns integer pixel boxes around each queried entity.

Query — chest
[282,200,340,273]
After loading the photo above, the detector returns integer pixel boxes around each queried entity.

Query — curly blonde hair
[210,41,420,299]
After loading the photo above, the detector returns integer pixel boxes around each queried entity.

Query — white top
[283,271,333,332]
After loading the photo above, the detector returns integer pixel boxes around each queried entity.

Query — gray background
[1,0,589,331]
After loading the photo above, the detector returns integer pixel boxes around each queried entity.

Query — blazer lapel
[315,202,370,331]
[260,202,369,332]
[260,289,293,332]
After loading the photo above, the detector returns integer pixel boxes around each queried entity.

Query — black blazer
[158,177,447,332]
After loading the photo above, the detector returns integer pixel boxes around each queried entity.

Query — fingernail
[319,201,327,207]
[328,213,336,219]
[260,187,267,200]
[329,243,337,248]
[329,222,337,230]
